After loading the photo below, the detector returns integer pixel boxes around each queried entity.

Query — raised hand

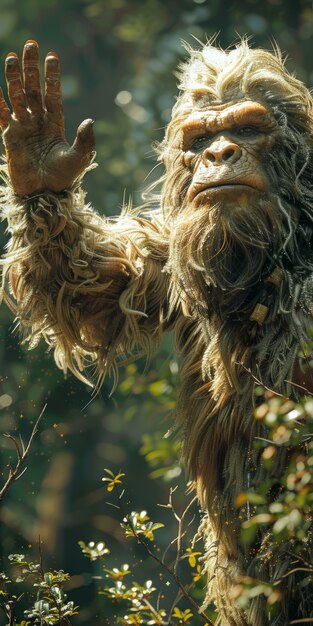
[0,40,95,196]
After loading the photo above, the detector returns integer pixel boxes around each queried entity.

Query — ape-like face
[182,101,278,208]
[166,99,294,320]
[161,43,313,323]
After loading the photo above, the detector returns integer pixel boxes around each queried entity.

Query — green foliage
[1,1,313,624]
[77,473,215,626]
[78,541,110,562]
[0,555,77,625]
[102,468,126,492]
[121,510,165,542]
[235,390,313,613]
[140,433,181,481]
[2,386,313,623]
[119,361,182,482]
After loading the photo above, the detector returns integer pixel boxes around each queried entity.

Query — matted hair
[156,40,313,624]
[2,38,313,625]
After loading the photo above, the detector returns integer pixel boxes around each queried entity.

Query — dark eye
[190,134,211,151]
[236,126,260,137]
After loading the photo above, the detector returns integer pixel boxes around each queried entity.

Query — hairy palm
[0,40,95,196]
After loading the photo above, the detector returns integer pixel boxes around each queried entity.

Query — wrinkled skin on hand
[0,40,95,196]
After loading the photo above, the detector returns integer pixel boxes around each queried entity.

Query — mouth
[202,184,256,191]
[189,182,265,203]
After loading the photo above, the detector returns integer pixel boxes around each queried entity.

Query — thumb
[72,118,96,156]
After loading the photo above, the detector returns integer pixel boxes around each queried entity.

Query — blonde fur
[2,40,313,624]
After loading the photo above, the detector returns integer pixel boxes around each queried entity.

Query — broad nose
[203,140,242,165]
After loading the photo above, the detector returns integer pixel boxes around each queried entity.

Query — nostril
[204,144,241,163]
[222,148,235,161]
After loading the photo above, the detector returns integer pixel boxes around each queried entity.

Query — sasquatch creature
[1,39,313,625]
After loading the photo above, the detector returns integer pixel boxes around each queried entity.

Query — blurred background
[0,0,312,624]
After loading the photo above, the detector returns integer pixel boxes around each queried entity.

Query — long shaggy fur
[0,178,170,389]
[2,39,313,624]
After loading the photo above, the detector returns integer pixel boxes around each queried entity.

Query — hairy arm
[0,41,169,387]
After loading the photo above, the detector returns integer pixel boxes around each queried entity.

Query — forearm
[1,176,169,385]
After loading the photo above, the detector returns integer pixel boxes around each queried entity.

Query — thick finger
[0,86,12,130]
[22,40,44,115]
[5,53,28,120]
[72,119,96,156]
[44,53,63,124]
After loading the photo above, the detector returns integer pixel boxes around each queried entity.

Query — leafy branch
[121,491,214,626]
[0,551,77,625]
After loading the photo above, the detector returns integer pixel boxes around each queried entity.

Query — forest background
[0,0,312,624]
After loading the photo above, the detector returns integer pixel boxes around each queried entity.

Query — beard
[168,191,298,321]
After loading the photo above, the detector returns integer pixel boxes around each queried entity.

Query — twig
[284,379,312,394]
[143,597,175,626]
[234,362,284,396]
[0,405,46,501]
[166,589,184,626]
[286,552,313,569]
[174,495,198,574]
[160,493,198,567]
[288,617,313,626]
[129,521,214,626]
[158,492,201,624]
[38,535,45,580]
[0,592,24,625]
[282,567,313,578]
